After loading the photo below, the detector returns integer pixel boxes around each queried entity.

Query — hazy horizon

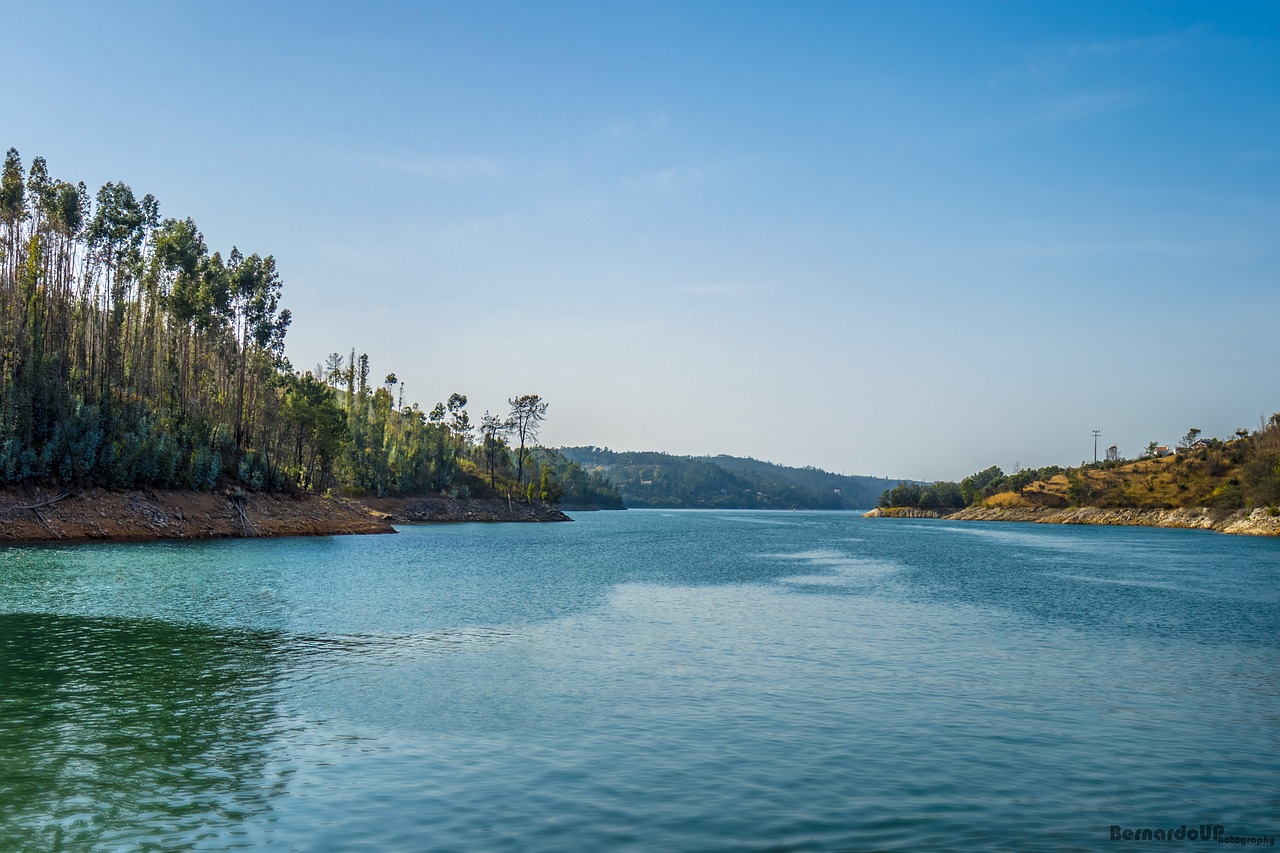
[5,1,1276,481]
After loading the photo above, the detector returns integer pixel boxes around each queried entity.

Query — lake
[1,510,1277,851]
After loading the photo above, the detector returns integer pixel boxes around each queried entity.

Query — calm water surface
[1,511,1276,851]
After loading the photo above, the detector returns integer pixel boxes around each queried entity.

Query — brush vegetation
[879,415,1280,515]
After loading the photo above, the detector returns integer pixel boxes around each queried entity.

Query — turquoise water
[1,511,1277,851]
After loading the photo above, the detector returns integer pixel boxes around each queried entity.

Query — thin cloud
[945,89,1145,143]
[1039,89,1143,123]
[621,168,685,193]
[1019,27,1201,78]
[432,213,525,247]
[1067,31,1192,57]
[952,237,1214,261]
[604,112,669,139]
[1237,149,1280,164]
[313,240,397,274]
[678,283,759,297]
[620,162,725,195]
[372,155,501,180]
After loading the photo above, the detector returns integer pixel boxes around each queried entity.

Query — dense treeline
[0,148,612,504]
[706,455,898,508]
[526,448,624,509]
[558,447,887,509]
[879,415,1280,512]
[878,464,1064,511]
[0,148,293,490]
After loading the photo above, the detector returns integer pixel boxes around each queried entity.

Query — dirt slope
[0,486,395,544]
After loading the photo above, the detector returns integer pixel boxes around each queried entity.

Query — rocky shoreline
[862,507,945,519]
[864,505,1280,536]
[360,496,572,524]
[0,486,396,544]
[0,488,573,545]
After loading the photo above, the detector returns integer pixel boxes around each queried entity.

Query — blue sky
[4,1,1277,480]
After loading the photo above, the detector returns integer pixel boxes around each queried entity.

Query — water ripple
[0,512,1276,850]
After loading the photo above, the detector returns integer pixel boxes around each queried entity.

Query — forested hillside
[705,455,899,509]
[0,148,614,505]
[877,416,1280,514]
[558,447,891,509]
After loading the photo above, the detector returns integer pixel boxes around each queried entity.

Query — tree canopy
[0,148,608,505]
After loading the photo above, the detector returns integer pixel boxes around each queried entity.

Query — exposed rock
[0,487,395,544]
[942,505,1280,537]
[360,496,572,524]
[863,507,942,519]
[1212,507,1280,537]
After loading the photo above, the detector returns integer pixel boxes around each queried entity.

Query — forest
[559,448,897,509]
[0,148,619,507]
[706,455,898,508]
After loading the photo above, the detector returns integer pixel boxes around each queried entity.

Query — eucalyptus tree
[0,147,564,499]
[228,250,288,448]
[0,152,95,469]
[0,149,312,490]
[30,175,88,378]
[153,217,210,413]
[85,181,148,396]
[0,149,24,283]
[42,180,87,305]
[25,157,49,235]
[0,149,27,395]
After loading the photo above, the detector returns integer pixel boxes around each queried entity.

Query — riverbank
[864,505,1280,536]
[0,487,581,544]
[361,496,571,523]
[0,486,396,544]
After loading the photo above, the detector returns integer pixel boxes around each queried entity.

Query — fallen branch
[2,492,71,514]
[29,506,61,539]
[230,494,259,536]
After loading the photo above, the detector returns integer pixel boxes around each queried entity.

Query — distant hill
[557,448,897,509]
[702,455,899,509]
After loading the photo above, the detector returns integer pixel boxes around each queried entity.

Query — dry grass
[979,446,1249,510]
[984,490,1033,508]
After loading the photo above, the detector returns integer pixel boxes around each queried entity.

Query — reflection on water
[766,548,902,587]
[0,613,287,852]
[0,512,1277,851]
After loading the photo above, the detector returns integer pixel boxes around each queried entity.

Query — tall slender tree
[479,410,507,488]
[507,394,548,489]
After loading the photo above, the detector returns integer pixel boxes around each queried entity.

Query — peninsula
[0,147,615,544]
[867,417,1280,537]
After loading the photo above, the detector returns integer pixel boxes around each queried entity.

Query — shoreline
[0,486,396,544]
[0,488,575,546]
[864,505,1280,536]
[360,496,572,524]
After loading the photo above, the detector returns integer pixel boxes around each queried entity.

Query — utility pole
[1093,429,1101,463]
